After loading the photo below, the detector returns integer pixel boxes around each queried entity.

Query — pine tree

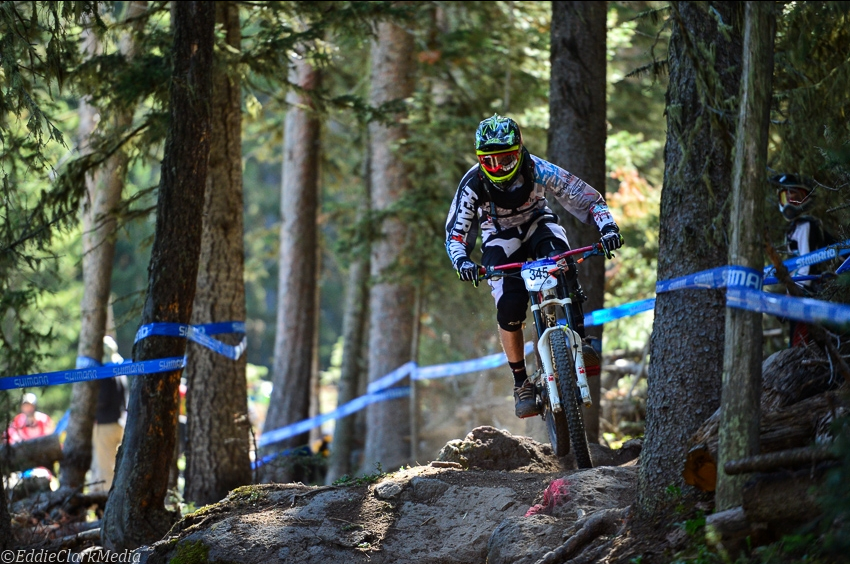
[362,14,417,473]
[716,0,774,511]
[262,54,323,482]
[184,1,251,506]
[101,1,215,550]
[636,1,743,517]
[548,0,608,444]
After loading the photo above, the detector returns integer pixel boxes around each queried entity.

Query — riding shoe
[582,343,601,377]
[513,379,542,418]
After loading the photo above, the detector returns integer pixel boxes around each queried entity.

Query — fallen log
[760,347,835,411]
[724,445,837,475]
[741,466,830,529]
[11,486,108,517]
[684,392,841,491]
[1,434,63,473]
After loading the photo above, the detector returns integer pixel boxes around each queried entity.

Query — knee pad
[497,292,527,332]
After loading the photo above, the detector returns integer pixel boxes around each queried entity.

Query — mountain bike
[482,243,607,468]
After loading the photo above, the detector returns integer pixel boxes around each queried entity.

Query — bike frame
[482,244,602,413]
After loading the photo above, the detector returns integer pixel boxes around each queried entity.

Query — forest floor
[127,426,731,564]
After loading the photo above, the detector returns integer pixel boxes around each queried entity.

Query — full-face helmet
[475,115,523,188]
[770,174,814,220]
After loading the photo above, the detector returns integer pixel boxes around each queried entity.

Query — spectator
[90,336,128,493]
[6,393,53,444]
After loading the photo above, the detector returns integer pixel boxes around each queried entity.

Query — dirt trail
[137,426,641,564]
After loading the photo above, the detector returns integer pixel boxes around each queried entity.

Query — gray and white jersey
[445,153,614,267]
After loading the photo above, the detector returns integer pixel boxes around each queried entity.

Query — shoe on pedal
[582,342,601,378]
[513,380,542,418]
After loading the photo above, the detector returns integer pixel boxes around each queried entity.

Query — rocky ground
[136,426,649,564]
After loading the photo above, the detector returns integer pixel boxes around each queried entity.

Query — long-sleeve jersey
[445,153,615,267]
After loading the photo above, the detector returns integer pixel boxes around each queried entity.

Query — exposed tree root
[533,506,630,564]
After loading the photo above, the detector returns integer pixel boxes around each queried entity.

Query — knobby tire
[543,388,570,457]
[551,332,593,468]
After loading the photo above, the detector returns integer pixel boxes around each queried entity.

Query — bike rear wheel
[551,331,593,468]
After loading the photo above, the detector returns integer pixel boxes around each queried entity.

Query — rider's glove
[599,224,624,259]
[456,259,480,287]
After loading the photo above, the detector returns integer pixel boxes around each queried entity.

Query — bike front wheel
[542,392,570,457]
[551,331,593,468]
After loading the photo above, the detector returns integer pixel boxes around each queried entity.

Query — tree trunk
[0,476,9,550]
[183,2,250,507]
[362,16,416,473]
[548,0,607,444]
[62,1,146,491]
[636,1,742,517]
[325,142,371,485]
[261,56,322,481]
[101,1,214,551]
[716,0,775,511]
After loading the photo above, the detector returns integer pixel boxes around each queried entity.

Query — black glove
[456,259,480,287]
[600,225,623,259]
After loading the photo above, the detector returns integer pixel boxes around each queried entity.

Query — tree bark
[636,1,742,517]
[325,142,371,485]
[101,1,214,551]
[716,0,775,511]
[262,55,322,481]
[183,2,250,507]
[63,3,146,490]
[548,0,607,444]
[0,476,10,550]
[362,16,416,473]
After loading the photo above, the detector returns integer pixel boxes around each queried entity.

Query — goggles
[778,187,810,207]
[477,146,520,176]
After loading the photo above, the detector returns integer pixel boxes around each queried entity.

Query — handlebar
[479,243,606,279]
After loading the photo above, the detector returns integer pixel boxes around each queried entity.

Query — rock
[374,481,404,500]
[486,466,637,564]
[587,438,642,467]
[436,426,560,471]
[487,516,563,564]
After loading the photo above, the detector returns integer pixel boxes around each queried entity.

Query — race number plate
[521,262,557,292]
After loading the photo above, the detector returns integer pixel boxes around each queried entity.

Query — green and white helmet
[475,115,523,187]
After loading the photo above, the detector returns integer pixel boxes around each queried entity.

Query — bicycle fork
[531,293,593,410]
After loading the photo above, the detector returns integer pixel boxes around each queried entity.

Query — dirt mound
[436,425,563,472]
[136,427,640,564]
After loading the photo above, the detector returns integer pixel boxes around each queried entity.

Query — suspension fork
[556,272,592,406]
[530,292,564,413]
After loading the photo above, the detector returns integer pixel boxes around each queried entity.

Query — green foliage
[332,463,386,487]
[169,540,209,564]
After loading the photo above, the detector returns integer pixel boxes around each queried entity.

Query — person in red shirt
[6,393,53,444]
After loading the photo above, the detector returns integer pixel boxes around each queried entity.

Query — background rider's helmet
[770,173,814,221]
[475,115,523,188]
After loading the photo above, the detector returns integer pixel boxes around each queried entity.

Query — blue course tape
[0,357,186,391]
[656,265,762,294]
[413,341,534,381]
[727,288,850,327]
[135,322,247,361]
[764,239,850,277]
[585,298,657,327]
[838,256,850,276]
[257,386,410,449]
[53,410,70,435]
[366,361,416,394]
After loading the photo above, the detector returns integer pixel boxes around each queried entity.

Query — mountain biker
[445,114,623,418]
[770,173,838,346]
